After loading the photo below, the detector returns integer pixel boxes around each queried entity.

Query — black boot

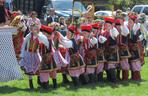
[37,76,41,86]
[110,68,116,83]
[117,69,121,80]
[71,77,76,86]
[131,71,134,80]
[75,77,80,86]
[62,73,70,84]
[29,79,34,90]
[41,81,50,90]
[71,77,80,87]
[106,70,111,81]
[88,74,95,83]
[52,79,57,89]
[97,72,103,82]
[79,74,89,85]
[44,81,50,90]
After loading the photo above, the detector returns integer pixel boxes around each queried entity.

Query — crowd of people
[0,0,148,91]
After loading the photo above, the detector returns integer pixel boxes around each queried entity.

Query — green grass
[1,58,148,96]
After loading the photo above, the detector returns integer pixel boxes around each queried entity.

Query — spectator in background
[5,0,13,11]
[0,0,11,25]
[115,9,122,18]
[0,0,7,25]
[59,17,67,36]
[27,11,41,29]
[47,8,58,25]
[138,13,147,48]
[26,11,41,36]
[65,17,71,26]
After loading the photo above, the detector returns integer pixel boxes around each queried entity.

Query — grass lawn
[0,58,148,96]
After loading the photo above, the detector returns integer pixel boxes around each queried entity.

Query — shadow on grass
[64,80,120,91]
[0,85,54,94]
[127,79,146,86]
[64,78,147,91]
[0,86,31,94]
[0,79,146,94]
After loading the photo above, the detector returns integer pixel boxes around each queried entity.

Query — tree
[109,0,146,11]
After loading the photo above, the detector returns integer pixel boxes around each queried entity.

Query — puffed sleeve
[121,24,129,36]
[20,33,31,58]
[90,37,98,46]
[110,27,119,38]
[98,35,107,44]
[38,32,49,48]
[60,39,73,48]
[58,32,73,48]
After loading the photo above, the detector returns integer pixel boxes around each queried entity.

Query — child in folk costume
[91,23,107,82]
[103,17,119,83]
[128,13,143,81]
[81,24,98,83]
[59,25,86,87]
[115,18,131,80]
[10,15,27,60]
[20,23,48,89]
[39,25,63,89]
[59,45,71,84]
[50,22,71,85]
[138,14,147,65]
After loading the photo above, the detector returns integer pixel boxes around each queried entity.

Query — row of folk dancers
[10,12,145,90]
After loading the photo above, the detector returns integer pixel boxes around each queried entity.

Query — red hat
[104,17,114,24]
[75,31,80,35]
[41,25,53,34]
[129,15,137,20]
[68,25,77,33]
[115,19,121,25]
[91,23,101,29]
[81,25,92,32]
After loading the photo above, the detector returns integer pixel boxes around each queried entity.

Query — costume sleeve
[60,39,73,48]
[98,35,107,44]
[90,37,98,46]
[38,32,49,48]
[110,27,119,39]
[121,24,129,36]
[58,32,73,48]
[20,33,31,58]
[133,23,141,35]
[27,18,31,27]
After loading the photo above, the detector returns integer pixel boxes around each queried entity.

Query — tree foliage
[109,0,146,11]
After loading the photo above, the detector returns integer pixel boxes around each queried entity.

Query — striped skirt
[131,60,141,71]
[120,59,130,70]
[96,63,104,74]
[20,51,41,75]
[69,68,85,77]
[39,71,57,82]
